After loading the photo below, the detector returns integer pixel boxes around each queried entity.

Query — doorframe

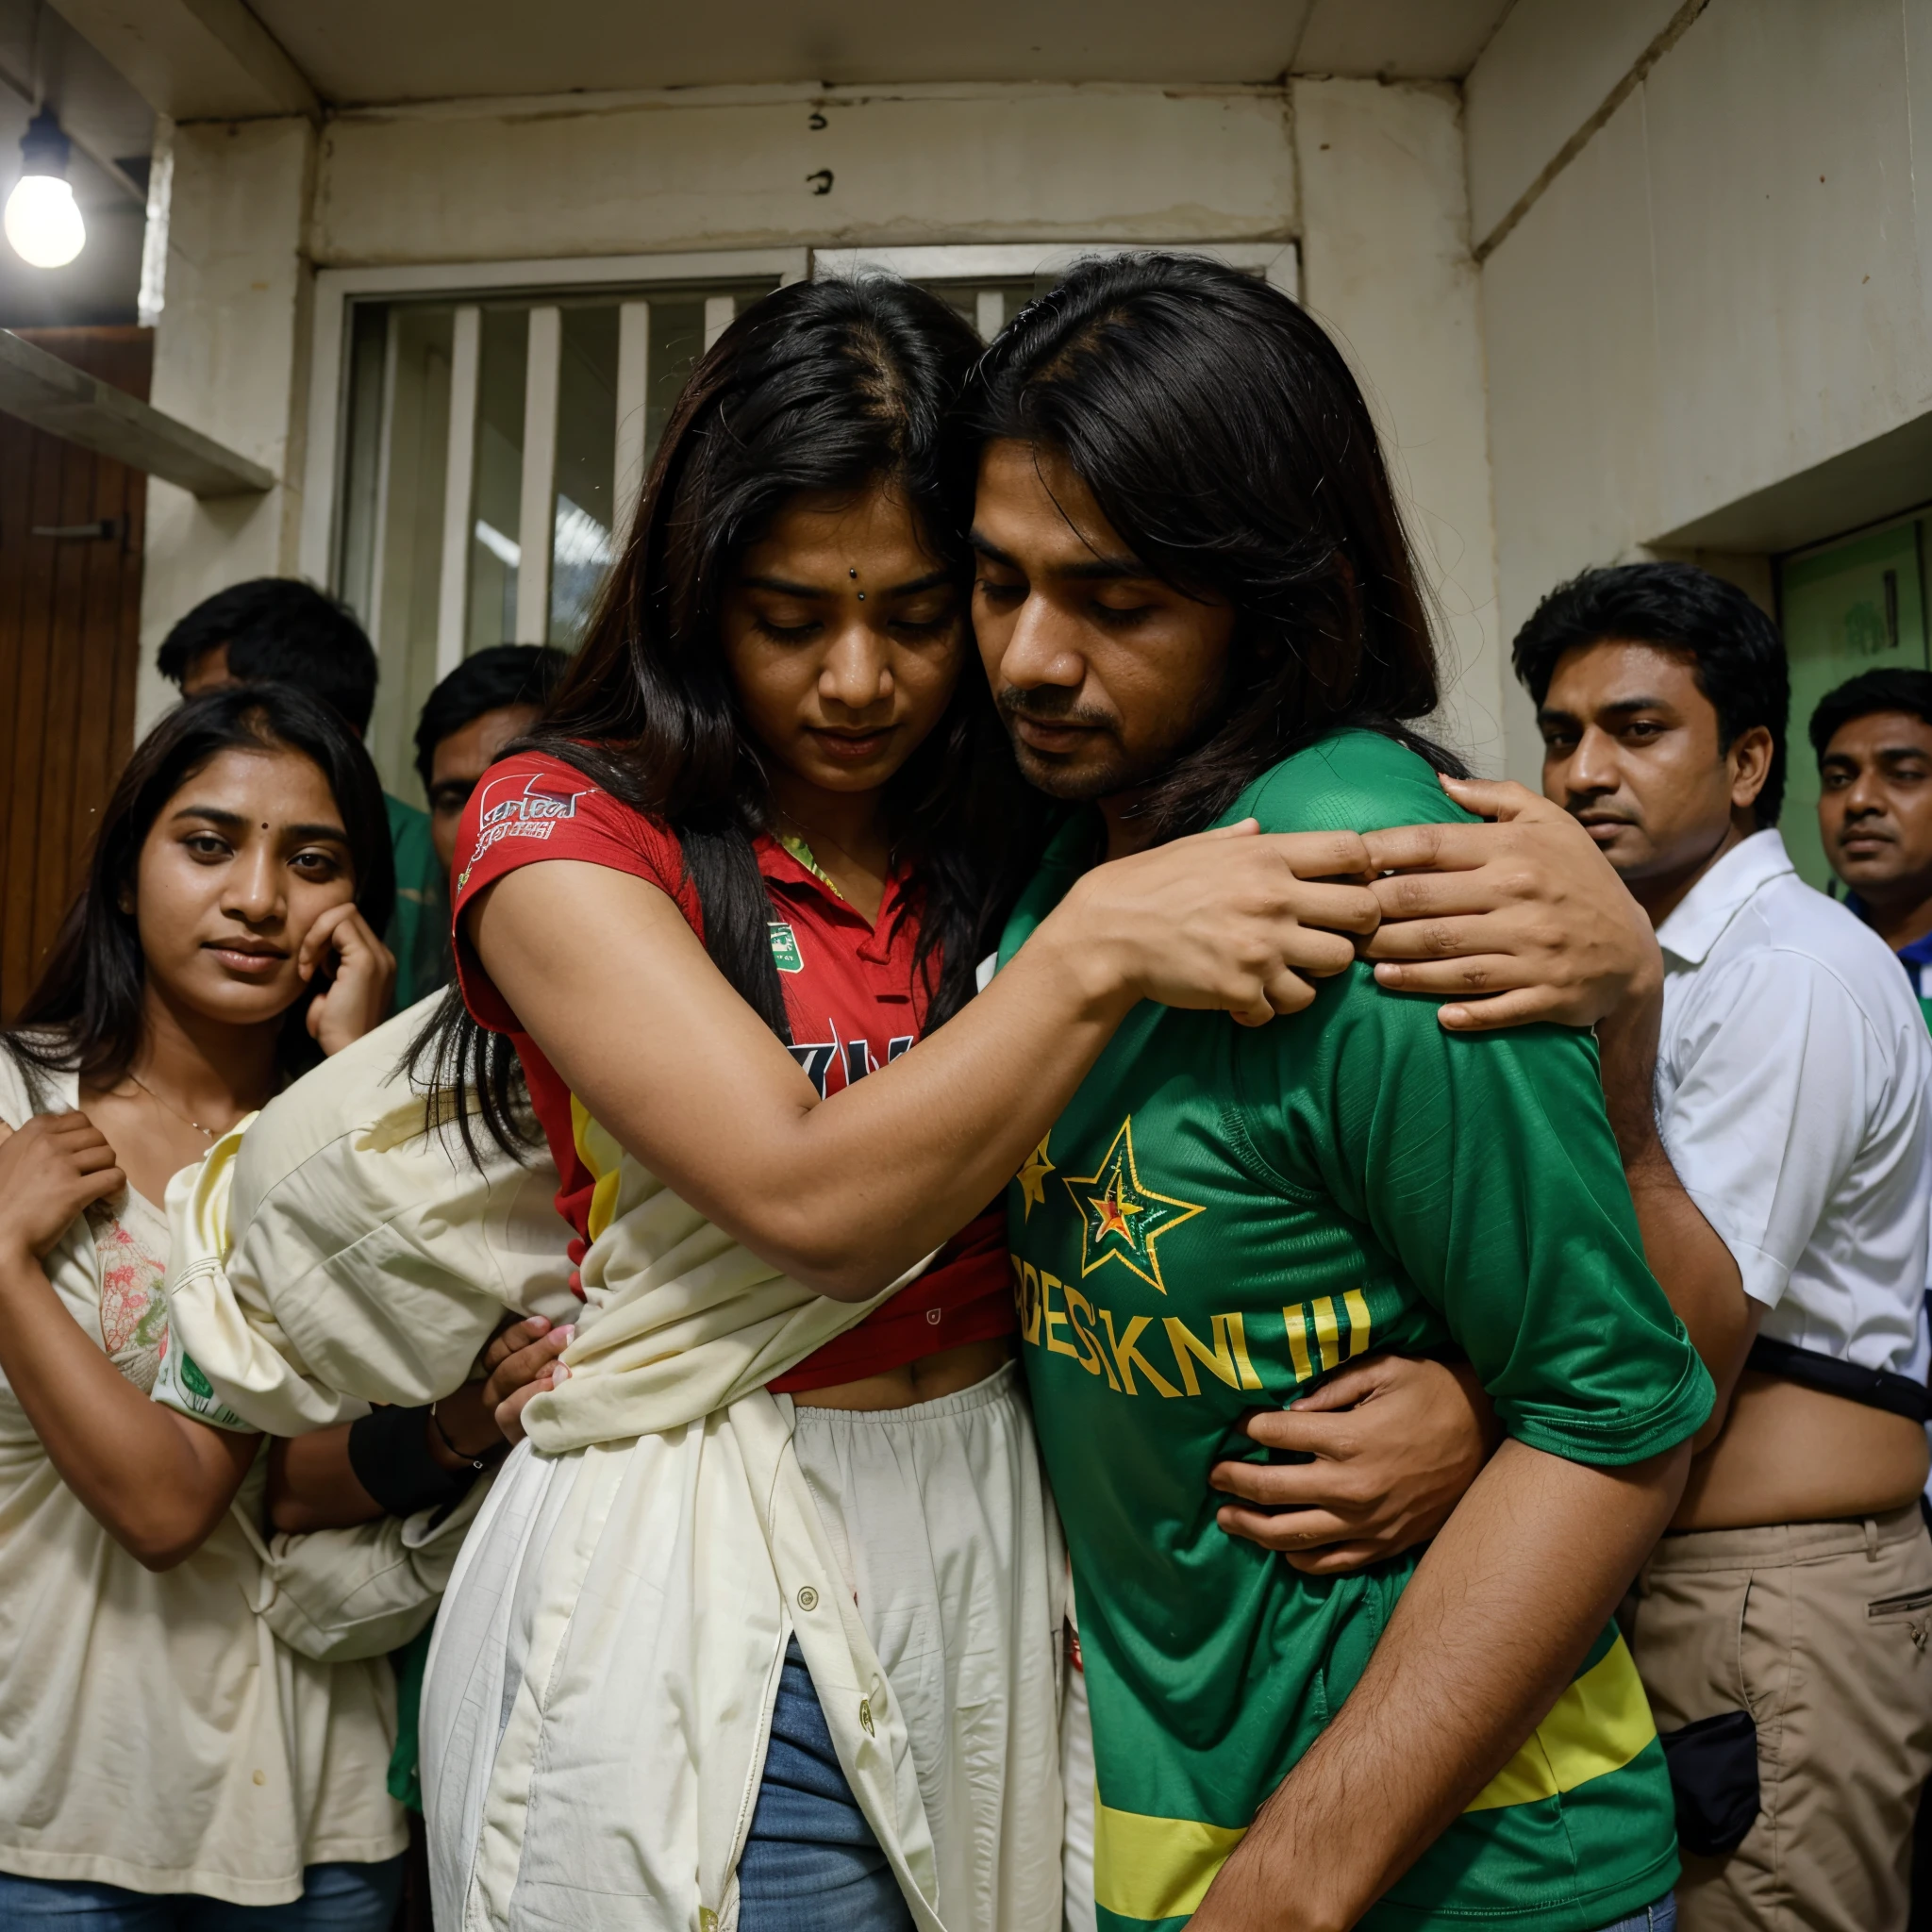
[808,239,1298,296]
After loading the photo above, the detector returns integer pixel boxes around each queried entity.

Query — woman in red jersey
[419,277,1504,1932]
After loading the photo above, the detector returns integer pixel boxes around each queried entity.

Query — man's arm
[1191,1437,1689,1932]
[0,1113,260,1569]
[266,1315,569,1533]
[1594,942,1882,1443]
[1216,843,1711,1928]
[1593,987,1758,1442]
[1361,777,1661,1032]
[1361,777,1757,1438]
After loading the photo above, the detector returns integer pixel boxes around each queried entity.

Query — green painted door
[1778,519,1928,891]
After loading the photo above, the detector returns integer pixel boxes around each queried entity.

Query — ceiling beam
[0,330,275,496]
[47,0,320,123]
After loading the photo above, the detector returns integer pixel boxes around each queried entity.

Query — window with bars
[336,281,773,801]
[336,275,1039,802]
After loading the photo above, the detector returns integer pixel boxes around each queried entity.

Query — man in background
[1809,667,1932,1932]
[1813,667,1932,1031]
[414,644,567,878]
[1518,562,1932,1932]
[156,578,447,1008]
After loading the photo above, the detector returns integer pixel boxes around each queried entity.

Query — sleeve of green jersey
[1234,746,1715,1466]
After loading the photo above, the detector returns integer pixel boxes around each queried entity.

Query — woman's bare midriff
[1672,1370,1931,1531]
[790,1336,1014,1412]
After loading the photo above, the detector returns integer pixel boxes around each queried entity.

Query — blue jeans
[736,1641,914,1932]
[1594,1895,1676,1932]
[0,1858,405,1929]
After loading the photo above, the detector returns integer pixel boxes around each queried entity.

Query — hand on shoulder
[0,1112,125,1264]
[1052,820,1381,1026]
[1361,775,1661,1033]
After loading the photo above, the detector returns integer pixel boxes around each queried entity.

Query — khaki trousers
[1624,1506,1932,1932]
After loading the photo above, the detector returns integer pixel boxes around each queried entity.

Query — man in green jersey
[969,255,1713,1932]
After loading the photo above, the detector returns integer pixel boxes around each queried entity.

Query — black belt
[1745,1335,1930,1424]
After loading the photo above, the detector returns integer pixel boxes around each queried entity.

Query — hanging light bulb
[5,110,84,269]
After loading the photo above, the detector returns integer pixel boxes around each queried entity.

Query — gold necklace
[127,1074,223,1141]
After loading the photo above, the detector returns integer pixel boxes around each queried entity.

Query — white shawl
[164,1000,954,1930]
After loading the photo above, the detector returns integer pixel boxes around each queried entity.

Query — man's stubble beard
[994,678,1224,806]
[1007,734,1141,803]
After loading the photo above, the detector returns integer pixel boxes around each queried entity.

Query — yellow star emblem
[1061,1117,1204,1295]
[1016,1135,1056,1221]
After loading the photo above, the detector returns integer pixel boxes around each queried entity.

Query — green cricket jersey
[385,791,450,1010]
[1001,730,1714,1932]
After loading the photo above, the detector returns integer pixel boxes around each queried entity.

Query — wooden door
[0,325,151,1022]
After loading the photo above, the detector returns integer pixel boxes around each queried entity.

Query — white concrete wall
[136,114,315,732]
[1295,78,1501,771]
[1471,0,1932,784]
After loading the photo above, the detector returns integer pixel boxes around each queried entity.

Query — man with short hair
[158,575,380,728]
[1809,670,1932,1932]
[155,577,445,1008]
[1812,667,1932,1031]
[975,255,1710,1932]
[414,644,567,877]
[1516,564,1932,1932]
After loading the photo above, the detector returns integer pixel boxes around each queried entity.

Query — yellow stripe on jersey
[570,1094,625,1244]
[1282,1303,1314,1381]
[1091,1639,1652,1922]
[1342,1288,1373,1357]
[1092,1799,1247,1923]
[1310,1295,1342,1371]
[1464,1634,1657,1812]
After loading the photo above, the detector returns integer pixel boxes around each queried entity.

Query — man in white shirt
[1515,561,1932,1932]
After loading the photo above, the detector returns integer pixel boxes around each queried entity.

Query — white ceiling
[248,0,1518,104]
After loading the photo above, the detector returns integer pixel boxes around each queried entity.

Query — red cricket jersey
[450,750,1014,1391]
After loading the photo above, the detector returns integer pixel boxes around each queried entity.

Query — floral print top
[85,1187,170,1395]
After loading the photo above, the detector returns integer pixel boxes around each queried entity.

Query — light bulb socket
[20,110,70,181]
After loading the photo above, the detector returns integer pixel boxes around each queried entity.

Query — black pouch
[1657,1708,1759,1857]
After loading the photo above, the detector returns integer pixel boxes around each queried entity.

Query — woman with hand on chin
[0,683,526,1930]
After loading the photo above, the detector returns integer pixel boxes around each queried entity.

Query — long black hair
[966,252,1465,841]
[7,684,394,1091]
[420,274,1052,1153]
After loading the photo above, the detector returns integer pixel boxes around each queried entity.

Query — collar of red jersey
[753,830,915,938]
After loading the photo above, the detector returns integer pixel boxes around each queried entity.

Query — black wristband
[430,1398,508,1471]
[347,1404,477,1518]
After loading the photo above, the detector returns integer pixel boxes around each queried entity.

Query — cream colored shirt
[0,1053,408,1906]
[162,998,1046,1931]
